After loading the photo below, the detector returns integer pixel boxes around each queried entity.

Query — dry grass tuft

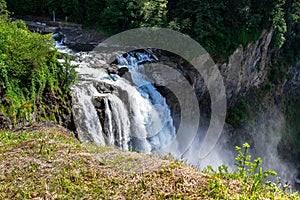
[0,126,299,199]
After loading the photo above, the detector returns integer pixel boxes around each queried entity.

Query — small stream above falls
[71,50,176,153]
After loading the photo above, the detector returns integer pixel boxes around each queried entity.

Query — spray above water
[69,27,299,191]
[72,50,176,153]
[72,27,227,163]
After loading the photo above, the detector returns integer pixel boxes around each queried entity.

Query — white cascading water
[71,51,176,153]
[72,82,106,145]
[103,94,130,150]
[116,52,176,152]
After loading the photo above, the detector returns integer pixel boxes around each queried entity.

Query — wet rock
[93,96,104,108]
[106,64,119,74]
[95,82,117,93]
[52,32,65,43]
[117,67,129,77]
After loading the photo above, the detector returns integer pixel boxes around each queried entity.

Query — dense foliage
[204,143,300,199]
[284,96,300,157]
[6,0,168,34]
[282,0,300,64]
[6,0,106,25]
[0,2,76,127]
[100,0,168,34]
[3,0,299,144]
[0,0,299,195]
[0,0,8,18]
[5,0,300,61]
[167,0,300,59]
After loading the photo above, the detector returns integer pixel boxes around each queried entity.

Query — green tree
[0,0,8,18]
[0,18,76,126]
[83,0,106,25]
[270,0,287,48]
[100,0,168,35]
[283,0,300,62]
[139,0,167,27]
[166,0,293,59]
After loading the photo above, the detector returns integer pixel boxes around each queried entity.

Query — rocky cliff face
[220,30,274,105]
[151,29,276,136]
[69,32,299,187]
[150,29,299,186]
[161,29,275,109]
[185,29,273,107]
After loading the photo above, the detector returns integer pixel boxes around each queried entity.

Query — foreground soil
[0,125,299,199]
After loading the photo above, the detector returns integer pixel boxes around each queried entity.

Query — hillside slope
[0,124,299,199]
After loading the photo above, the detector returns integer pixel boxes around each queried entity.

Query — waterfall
[71,51,176,153]
[103,94,130,150]
[71,82,106,145]
[116,52,176,152]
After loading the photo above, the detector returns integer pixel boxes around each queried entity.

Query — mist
[179,103,298,190]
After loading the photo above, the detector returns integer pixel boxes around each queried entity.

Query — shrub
[203,143,293,199]
[0,18,76,127]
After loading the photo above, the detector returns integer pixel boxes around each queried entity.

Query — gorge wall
[100,29,299,185]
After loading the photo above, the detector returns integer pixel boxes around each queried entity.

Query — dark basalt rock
[19,17,106,52]
[117,67,129,77]
[107,65,129,77]
[52,32,65,43]
[95,82,117,94]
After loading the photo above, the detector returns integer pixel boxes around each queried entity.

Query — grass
[0,126,299,199]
